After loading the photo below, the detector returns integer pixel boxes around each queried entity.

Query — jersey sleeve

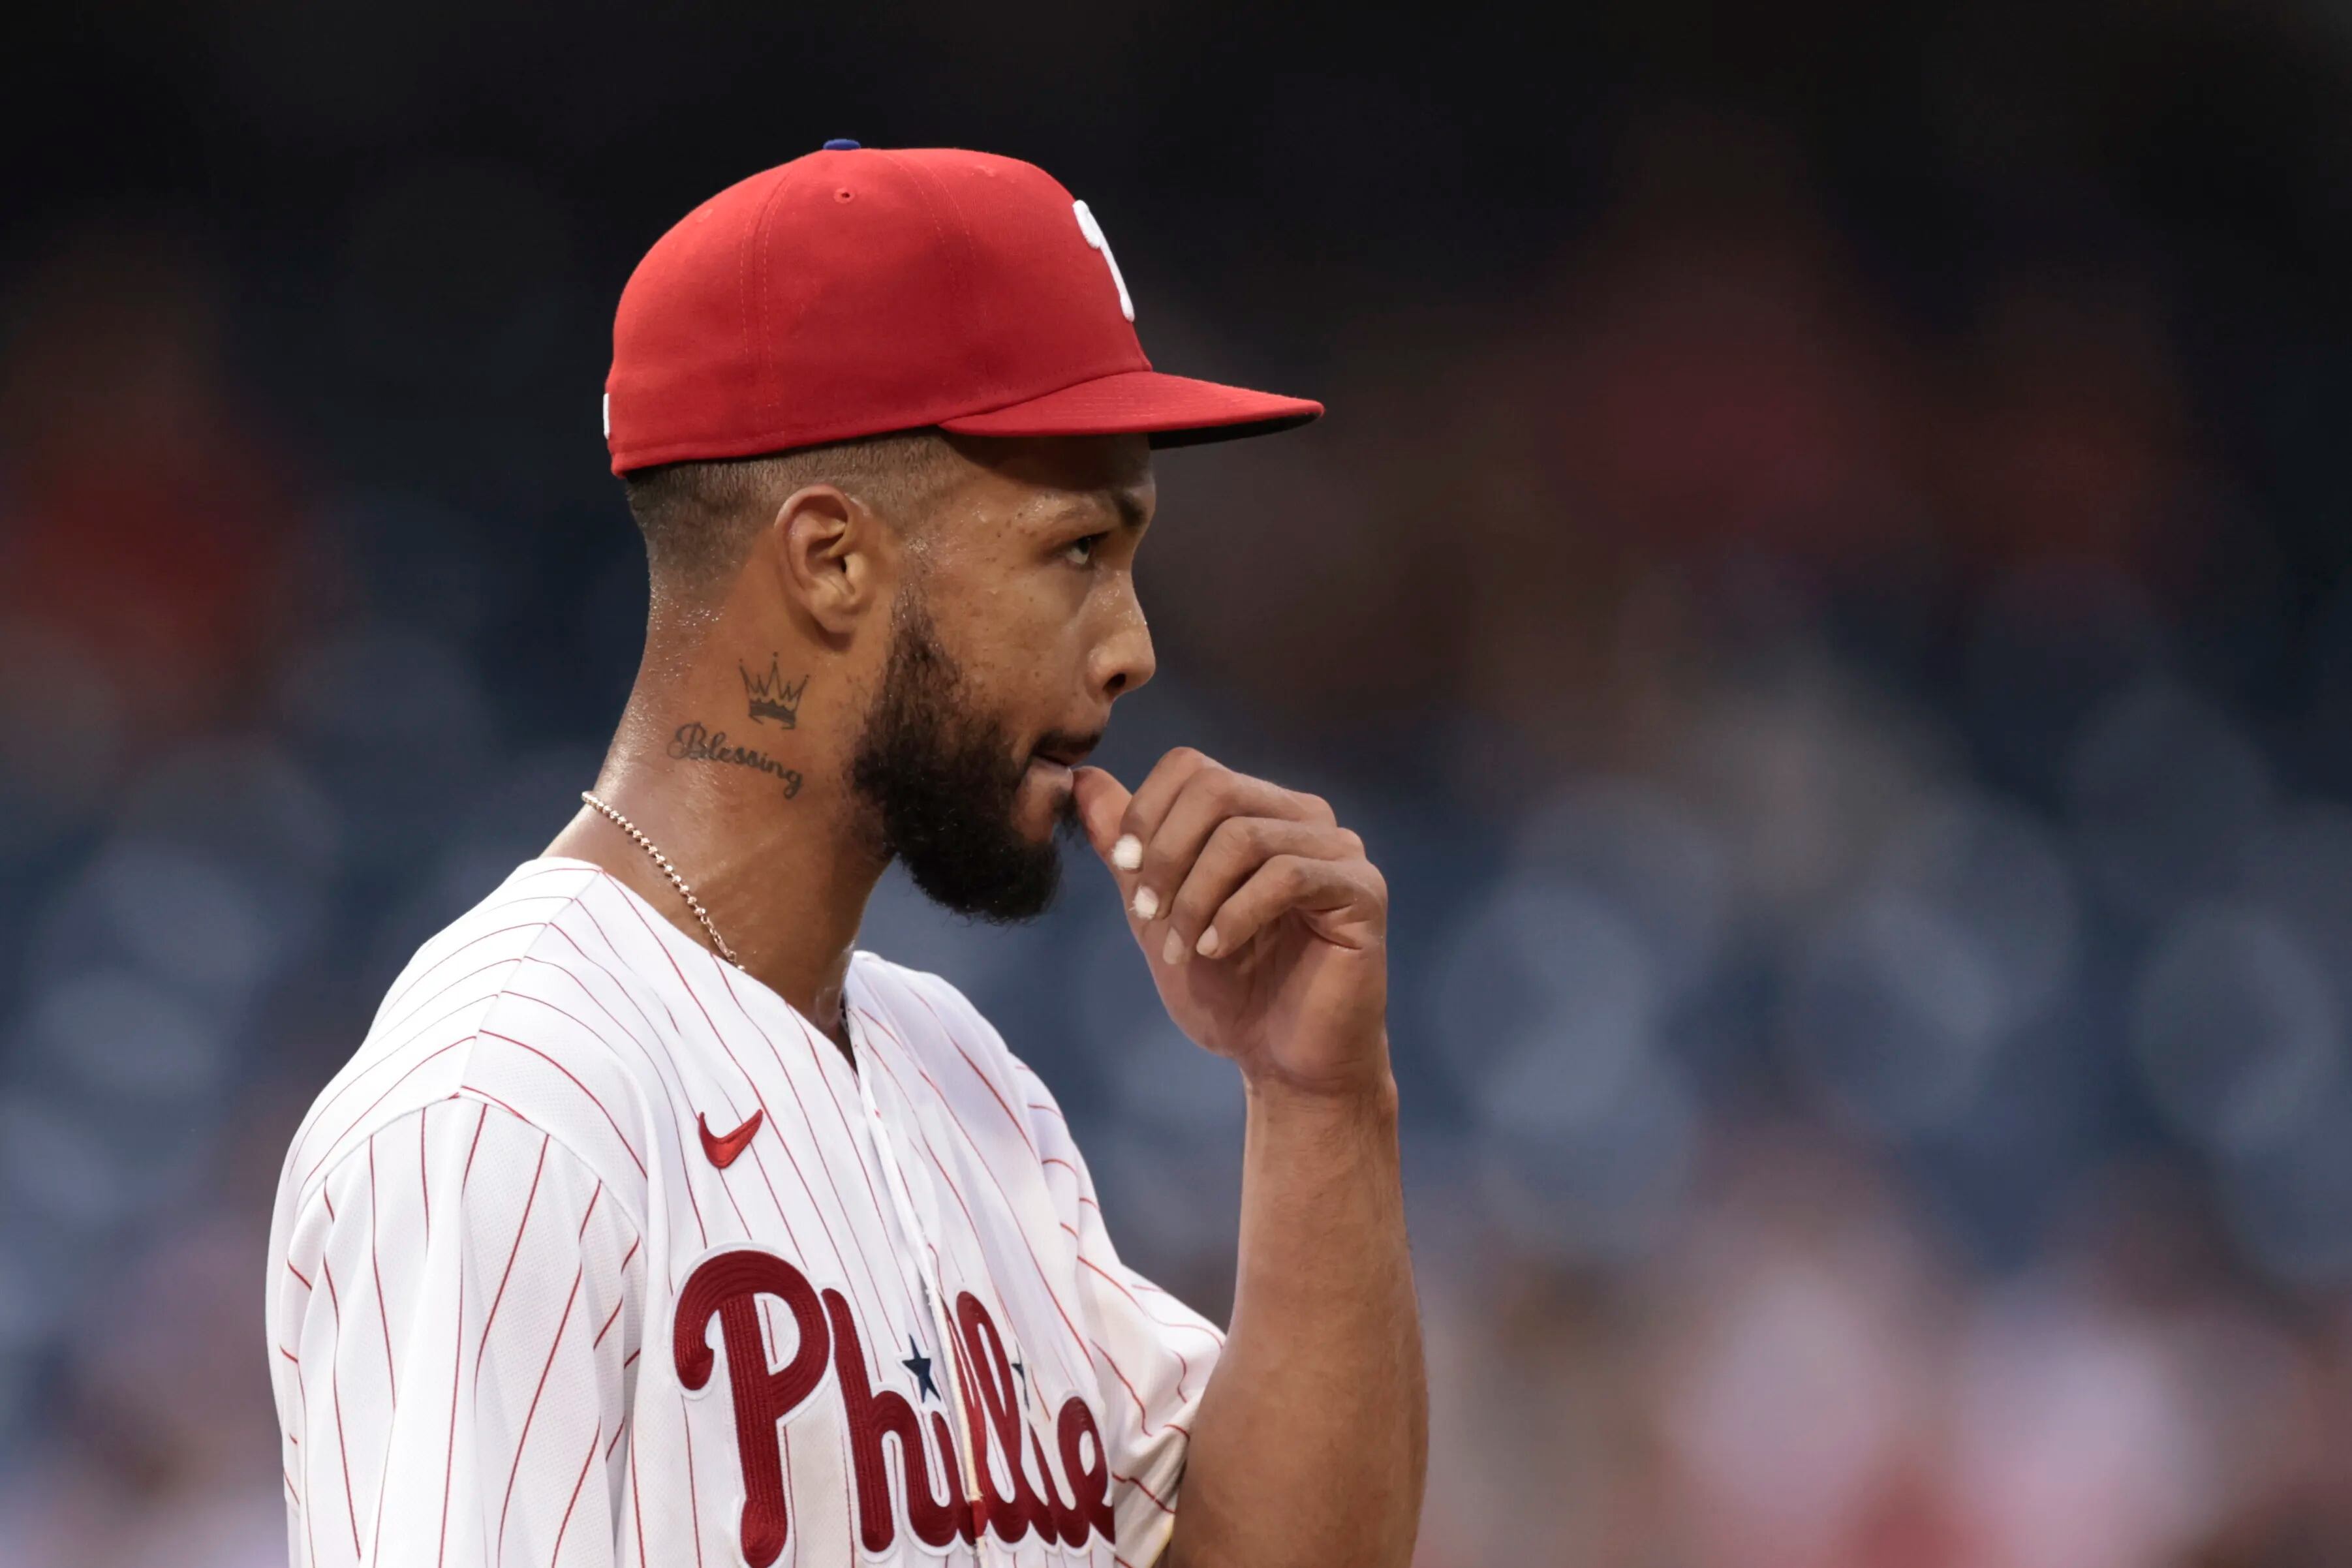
[1016,1060,1227,1566]
[268,1098,647,1568]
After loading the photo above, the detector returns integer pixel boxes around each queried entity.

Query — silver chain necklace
[579,791,744,968]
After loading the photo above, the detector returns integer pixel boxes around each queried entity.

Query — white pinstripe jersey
[266,857,1220,1568]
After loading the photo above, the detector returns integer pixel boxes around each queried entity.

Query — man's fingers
[1158,820,1362,963]
[1128,769,1326,924]
[1197,853,1385,959]
[1111,748,1218,882]
[1090,748,1376,964]
[1070,766,1134,864]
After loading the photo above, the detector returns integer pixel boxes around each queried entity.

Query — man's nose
[1094,609,1156,701]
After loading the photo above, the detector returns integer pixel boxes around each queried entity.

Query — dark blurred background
[8,1,2352,1562]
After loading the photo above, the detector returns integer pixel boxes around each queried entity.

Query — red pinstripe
[1095,1341,1190,1438]
[540,918,674,1045]
[516,953,662,1055]
[1113,1468,1175,1514]
[435,1253,465,1568]
[501,864,604,891]
[300,1035,474,1188]
[290,1351,320,1568]
[420,1102,432,1245]
[600,1233,642,1344]
[725,1091,860,1325]
[287,1261,313,1290]
[906,983,1038,1157]
[463,1084,533,1126]
[509,946,719,1237]
[320,1254,364,1558]
[380,954,540,1041]
[368,1135,398,1409]
[696,1112,764,1240]
[491,982,677,1128]
[627,1422,647,1567]
[477,1135,551,1368]
[1078,1253,1223,1345]
[593,1295,627,1349]
[462,1101,490,1188]
[504,955,712,1202]
[546,1422,602,1568]
[360,1137,407,1565]
[291,951,561,1184]
[379,912,581,1022]
[495,1263,584,1561]
[479,1028,649,1175]
[557,907,713,1255]
[678,1396,705,1568]
[576,1182,602,1238]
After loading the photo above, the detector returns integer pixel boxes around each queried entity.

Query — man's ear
[767,484,891,638]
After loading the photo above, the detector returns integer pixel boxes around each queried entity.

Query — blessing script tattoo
[668,722,804,798]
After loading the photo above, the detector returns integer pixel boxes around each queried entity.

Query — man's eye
[1063,533,1107,564]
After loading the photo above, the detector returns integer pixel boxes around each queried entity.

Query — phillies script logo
[673,1248,1115,1565]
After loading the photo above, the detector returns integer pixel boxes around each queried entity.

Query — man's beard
[849,595,1082,923]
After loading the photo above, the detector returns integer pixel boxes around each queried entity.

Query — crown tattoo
[739,654,810,727]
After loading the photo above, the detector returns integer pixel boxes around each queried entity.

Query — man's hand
[1072,751,1389,1099]
[1075,751,1425,1568]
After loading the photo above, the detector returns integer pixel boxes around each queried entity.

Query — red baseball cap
[604,142,1323,474]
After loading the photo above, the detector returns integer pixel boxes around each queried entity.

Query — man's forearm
[1167,1066,1426,1568]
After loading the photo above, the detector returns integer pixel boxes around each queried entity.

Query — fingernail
[1196,926,1220,958]
[1112,835,1143,870]
[1160,928,1186,965]
[1131,886,1159,921]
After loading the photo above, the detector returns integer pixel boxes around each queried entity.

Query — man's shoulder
[280,858,675,1211]
[365,857,630,1027]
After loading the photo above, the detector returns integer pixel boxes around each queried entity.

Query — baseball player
[266,144,1425,1568]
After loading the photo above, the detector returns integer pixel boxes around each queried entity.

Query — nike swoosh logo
[697,1109,764,1169]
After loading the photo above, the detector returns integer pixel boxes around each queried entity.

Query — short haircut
[620,428,959,600]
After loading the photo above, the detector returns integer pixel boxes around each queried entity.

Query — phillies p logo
[673,1249,833,1567]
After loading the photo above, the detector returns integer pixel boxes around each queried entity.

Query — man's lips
[1025,735,1100,793]
[1029,733,1101,770]
[1027,758,1075,798]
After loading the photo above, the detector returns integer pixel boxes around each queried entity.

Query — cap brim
[936,369,1322,448]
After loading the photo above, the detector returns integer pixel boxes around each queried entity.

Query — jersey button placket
[846,1009,987,1537]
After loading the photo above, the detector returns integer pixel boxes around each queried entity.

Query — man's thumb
[1069,766,1132,864]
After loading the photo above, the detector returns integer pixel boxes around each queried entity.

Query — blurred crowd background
[8,1,2352,1563]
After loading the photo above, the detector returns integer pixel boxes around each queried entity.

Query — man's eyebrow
[1051,490,1151,531]
[1107,487,1151,530]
